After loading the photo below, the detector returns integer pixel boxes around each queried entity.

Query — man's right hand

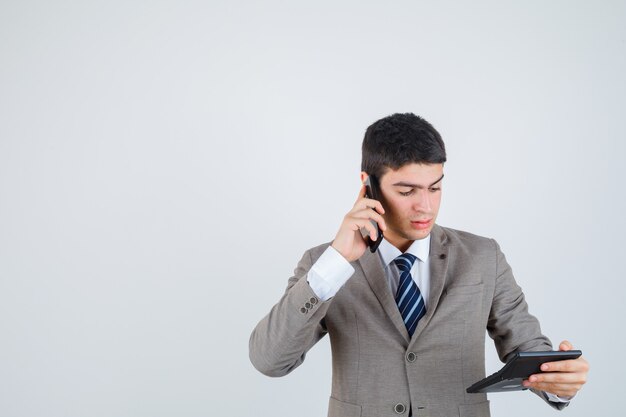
[331,184,387,262]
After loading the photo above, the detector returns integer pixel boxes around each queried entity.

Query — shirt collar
[378,234,431,267]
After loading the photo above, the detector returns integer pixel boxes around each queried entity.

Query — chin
[407,228,432,240]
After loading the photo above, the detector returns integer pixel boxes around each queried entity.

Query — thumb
[356,184,366,202]
[559,340,573,351]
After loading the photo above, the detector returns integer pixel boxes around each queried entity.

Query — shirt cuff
[306,246,355,301]
[544,391,573,403]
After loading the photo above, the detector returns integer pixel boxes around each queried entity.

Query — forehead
[380,163,444,186]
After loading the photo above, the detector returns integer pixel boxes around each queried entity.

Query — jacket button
[406,352,416,362]
[305,302,312,309]
[310,297,318,305]
[394,403,406,414]
[300,307,307,314]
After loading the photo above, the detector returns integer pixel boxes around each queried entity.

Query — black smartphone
[364,175,384,252]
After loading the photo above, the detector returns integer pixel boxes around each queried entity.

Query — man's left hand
[522,340,589,398]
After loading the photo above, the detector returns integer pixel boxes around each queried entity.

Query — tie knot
[393,253,418,272]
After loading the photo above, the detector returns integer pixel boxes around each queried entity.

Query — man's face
[374,163,444,251]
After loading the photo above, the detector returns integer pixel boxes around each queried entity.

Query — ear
[360,171,369,184]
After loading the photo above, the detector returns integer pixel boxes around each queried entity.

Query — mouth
[410,219,432,230]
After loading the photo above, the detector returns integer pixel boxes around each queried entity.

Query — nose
[412,189,432,212]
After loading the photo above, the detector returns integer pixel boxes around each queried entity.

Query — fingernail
[541,364,549,371]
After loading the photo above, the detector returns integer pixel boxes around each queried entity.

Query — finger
[524,381,581,397]
[559,340,573,351]
[356,184,367,202]
[360,219,378,241]
[541,358,587,373]
[524,378,573,390]
[359,197,385,215]
[351,210,387,231]
[352,189,384,214]
[528,371,585,384]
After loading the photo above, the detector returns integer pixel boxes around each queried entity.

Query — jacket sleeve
[487,240,569,410]
[249,249,332,377]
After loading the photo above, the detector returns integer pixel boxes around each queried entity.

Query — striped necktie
[394,253,426,337]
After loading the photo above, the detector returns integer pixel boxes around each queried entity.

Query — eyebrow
[392,174,445,189]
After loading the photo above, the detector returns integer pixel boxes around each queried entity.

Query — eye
[399,190,414,196]
[429,187,441,193]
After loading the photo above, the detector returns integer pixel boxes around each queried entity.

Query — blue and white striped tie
[394,253,426,337]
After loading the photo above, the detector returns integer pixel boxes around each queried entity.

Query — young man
[249,113,588,417]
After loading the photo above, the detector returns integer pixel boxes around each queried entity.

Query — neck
[385,235,412,253]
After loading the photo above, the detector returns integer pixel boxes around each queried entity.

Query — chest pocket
[438,282,485,318]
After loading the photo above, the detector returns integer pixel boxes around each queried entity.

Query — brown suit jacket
[250,225,565,417]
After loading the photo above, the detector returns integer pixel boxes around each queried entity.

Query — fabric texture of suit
[249,225,564,417]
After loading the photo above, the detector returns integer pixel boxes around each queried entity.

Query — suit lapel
[358,249,410,344]
[410,224,450,344]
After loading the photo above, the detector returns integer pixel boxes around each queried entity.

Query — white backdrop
[1,1,625,416]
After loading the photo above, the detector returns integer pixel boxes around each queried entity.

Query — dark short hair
[361,113,446,179]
